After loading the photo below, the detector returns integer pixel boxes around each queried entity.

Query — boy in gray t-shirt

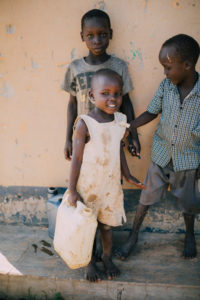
[62,9,140,160]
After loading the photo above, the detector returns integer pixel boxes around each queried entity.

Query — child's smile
[90,75,122,115]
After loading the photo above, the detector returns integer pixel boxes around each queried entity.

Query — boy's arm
[120,93,141,157]
[120,142,145,189]
[64,94,77,160]
[68,119,87,206]
[129,111,158,132]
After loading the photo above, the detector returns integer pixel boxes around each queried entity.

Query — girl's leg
[85,235,102,282]
[115,203,149,260]
[183,213,197,258]
[99,222,120,280]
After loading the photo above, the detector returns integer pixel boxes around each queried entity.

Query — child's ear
[185,60,192,70]
[80,31,84,41]
[109,28,113,40]
[89,90,95,102]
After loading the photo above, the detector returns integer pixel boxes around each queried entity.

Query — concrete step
[0,224,199,300]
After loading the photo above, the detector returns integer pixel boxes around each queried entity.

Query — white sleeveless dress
[76,112,128,227]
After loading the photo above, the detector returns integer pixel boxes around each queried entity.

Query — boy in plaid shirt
[116,34,200,260]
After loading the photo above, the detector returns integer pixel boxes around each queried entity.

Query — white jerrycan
[53,191,97,269]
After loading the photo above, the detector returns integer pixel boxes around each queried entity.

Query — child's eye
[100,33,107,38]
[87,34,93,39]
[102,92,109,95]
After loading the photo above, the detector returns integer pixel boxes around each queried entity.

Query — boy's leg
[115,204,149,260]
[116,161,169,260]
[85,235,102,282]
[99,222,120,280]
[170,168,198,258]
[182,213,197,258]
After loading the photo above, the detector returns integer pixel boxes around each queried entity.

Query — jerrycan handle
[76,201,93,217]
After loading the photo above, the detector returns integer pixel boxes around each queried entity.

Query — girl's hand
[68,190,83,207]
[125,174,146,189]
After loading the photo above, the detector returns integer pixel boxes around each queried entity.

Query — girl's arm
[120,143,145,189]
[68,119,88,206]
[64,94,77,160]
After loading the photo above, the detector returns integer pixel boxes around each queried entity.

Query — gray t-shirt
[62,55,133,115]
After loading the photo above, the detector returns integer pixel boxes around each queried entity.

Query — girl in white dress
[68,69,145,282]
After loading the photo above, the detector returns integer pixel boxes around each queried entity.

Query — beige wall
[0,0,200,187]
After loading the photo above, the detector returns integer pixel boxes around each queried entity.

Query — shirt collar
[167,73,200,97]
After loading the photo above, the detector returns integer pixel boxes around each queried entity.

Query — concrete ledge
[0,186,200,233]
[0,274,200,300]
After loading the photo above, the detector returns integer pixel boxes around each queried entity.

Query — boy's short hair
[91,68,123,87]
[162,34,200,65]
[81,9,111,30]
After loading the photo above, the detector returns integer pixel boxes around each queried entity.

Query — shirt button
[180,106,183,109]
[175,125,177,128]
[172,143,174,146]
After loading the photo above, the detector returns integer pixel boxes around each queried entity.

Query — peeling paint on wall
[127,41,144,71]
[173,0,182,8]
[31,58,40,69]
[0,82,14,98]
[94,0,106,10]
[143,0,149,12]
[6,24,16,34]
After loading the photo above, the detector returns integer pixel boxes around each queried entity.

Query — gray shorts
[140,160,200,214]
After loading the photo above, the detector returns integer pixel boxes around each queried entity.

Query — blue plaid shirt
[147,75,200,171]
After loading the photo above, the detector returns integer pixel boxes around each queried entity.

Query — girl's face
[81,18,112,56]
[159,45,188,85]
[89,75,122,114]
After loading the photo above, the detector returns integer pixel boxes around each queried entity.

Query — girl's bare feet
[85,261,102,282]
[102,255,120,280]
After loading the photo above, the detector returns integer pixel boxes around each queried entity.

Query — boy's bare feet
[115,233,138,260]
[182,233,197,259]
[102,256,120,280]
[85,261,102,282]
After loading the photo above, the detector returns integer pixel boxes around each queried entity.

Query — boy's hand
[127,134,141,158]
[68,190,83,207]
[125,174,146,189]
[64,140,72,160]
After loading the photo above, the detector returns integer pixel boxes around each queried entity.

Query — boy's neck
[178,70,198,90]
[84,52,110,65]
[177,71,198,103]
